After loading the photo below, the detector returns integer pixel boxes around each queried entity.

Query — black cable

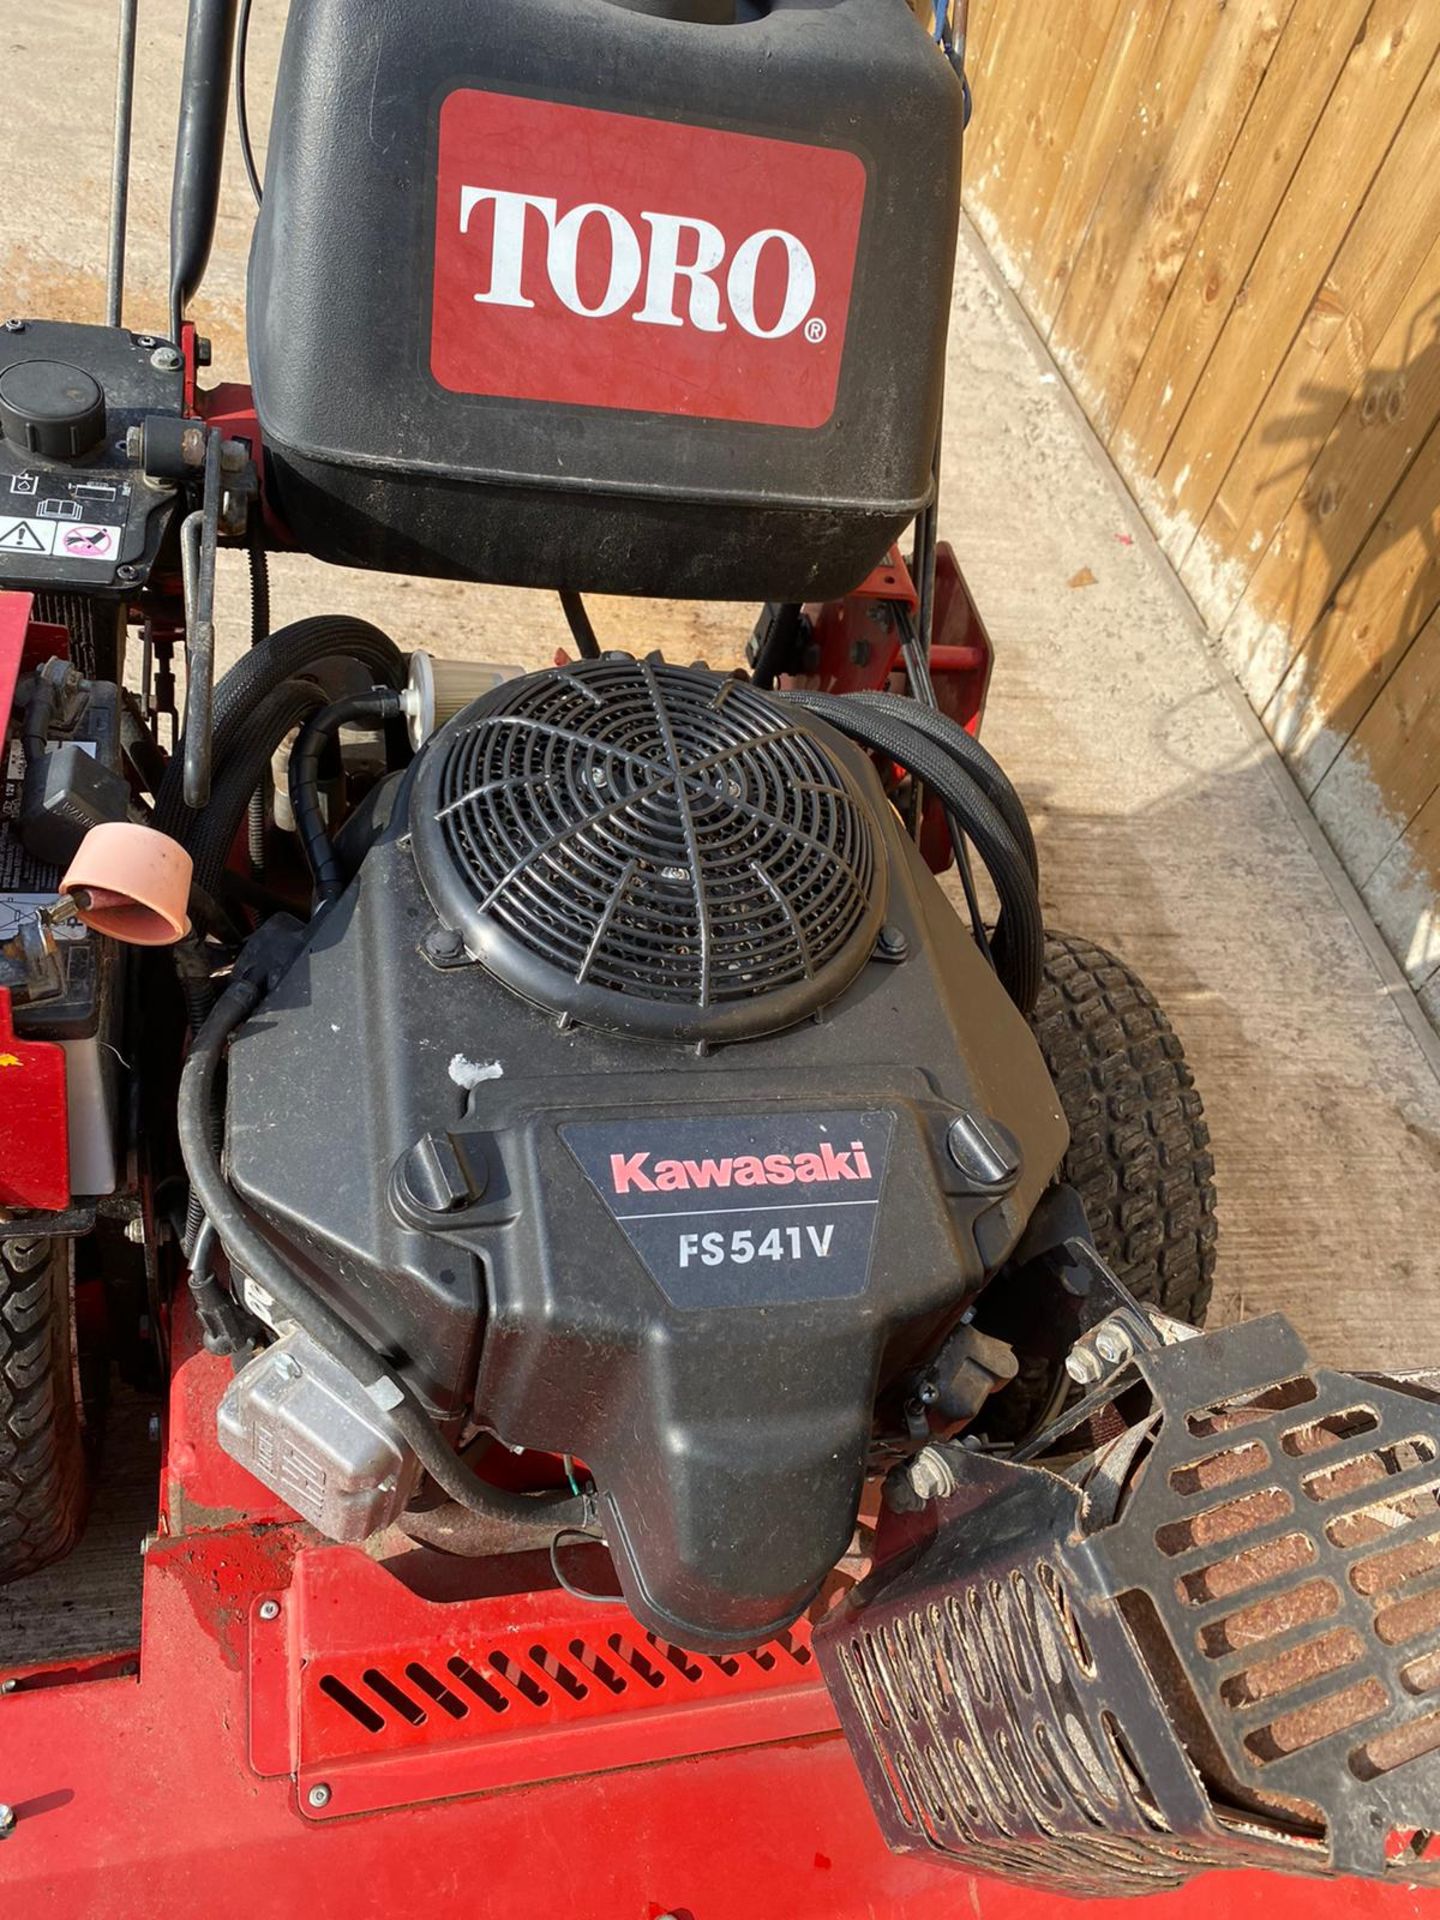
[780,689,1044,1014]
[845,690,1038,882]
[153,616,405,837]
[245,516,271,870]
[289,688,404,908]
[236,0,261,207]
[182,677,327,905]
[559,590,601,660]
[178,961,588,1527]
[749,602,805,691]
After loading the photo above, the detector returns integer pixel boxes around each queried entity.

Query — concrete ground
[3,0,1440,1660]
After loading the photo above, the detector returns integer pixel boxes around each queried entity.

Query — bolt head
[307,1783,332,1810]
[1094,1322,1133,1366]
[258,1598,281,1622]
[0,1804,15,1838]
[123,1215,146,1244]
[147,1412,161,1443]
[150,345,183,372]
[1065,1345,1103,1387]
[116,563,141,584]
[2,319,24,334]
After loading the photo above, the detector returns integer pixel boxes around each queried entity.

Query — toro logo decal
[431,91,867,428]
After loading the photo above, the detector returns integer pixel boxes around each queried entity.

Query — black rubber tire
[979,933,1218,1442]
[1035,932,1217,1320]
[0,1241,88,1584]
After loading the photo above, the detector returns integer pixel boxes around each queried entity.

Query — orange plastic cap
[61,822,193,947]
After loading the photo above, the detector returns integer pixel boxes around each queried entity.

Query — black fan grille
[411,658,881,1037]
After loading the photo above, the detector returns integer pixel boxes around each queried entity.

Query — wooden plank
[1017,0,1178,339]
[1260,416,1440,792]
[1190,54,1440,649]
[1219,226,1440,723]
[1113,0,1372,484]
[1052,0,1295,441]
[959,0,1041,205]
[1310,601,1440,888]
[964,0,1129,298]
[1361,775,1440,989]
[1145,8,1440,575]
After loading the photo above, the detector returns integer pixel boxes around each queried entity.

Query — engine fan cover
[409,656,885,1040]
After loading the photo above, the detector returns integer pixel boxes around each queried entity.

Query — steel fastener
[2,320,24,334]
[307,1783,332,1810]
[1094,1320,1135,1366]
[0,1805,15,1839]
[257,1599,281,1622]
[150,345,183,372]
[1064,1343,1104,1387]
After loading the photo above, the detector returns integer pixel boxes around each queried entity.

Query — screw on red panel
[307,1784,331,1809]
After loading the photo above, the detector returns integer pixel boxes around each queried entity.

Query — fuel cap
[0,360,107,460]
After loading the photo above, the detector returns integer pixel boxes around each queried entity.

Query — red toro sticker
[431,90,866,429]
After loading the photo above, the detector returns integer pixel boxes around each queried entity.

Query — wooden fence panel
[965,0,1440,1015]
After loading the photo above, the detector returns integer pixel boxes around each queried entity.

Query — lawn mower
[2,0,1440,1911]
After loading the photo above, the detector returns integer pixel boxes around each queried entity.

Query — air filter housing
[410,657,884,1040]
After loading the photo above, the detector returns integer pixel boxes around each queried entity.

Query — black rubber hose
[244,520,272,871]
[840,690,1038,883]
[178,966,590,1529]
[183,677,327,904]
[289,688,405,908]
[153,615,405,836]
[559,590,601,660]
[780,691,1044,1013]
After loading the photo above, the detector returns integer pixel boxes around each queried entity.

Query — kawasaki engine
[217,655,1066,1650]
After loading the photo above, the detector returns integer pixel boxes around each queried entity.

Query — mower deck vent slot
[405,1662,468,1719]
[445,1655,509,1714]
[1282,1407,1380,1456]
[317,1674,384,1733]
[362,1667,426,1726]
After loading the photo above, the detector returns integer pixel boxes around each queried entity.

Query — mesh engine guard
[816,1246,1440,1896]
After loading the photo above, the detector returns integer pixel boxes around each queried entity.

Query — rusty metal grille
[817,1316,1440,1895]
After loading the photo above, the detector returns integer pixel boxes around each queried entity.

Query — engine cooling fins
[816,1310,1440,1895]
[409,656,884,1040]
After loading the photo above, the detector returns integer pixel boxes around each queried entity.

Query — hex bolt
[150,345,183,372]
[123,1216,146,1244]
[2,319,24,334]
[257,1599,281,1622]
[876,923,909,961]
[1093,1320,1135,1366]
[906,1444,959,1504]
[1064,1343,1104,1387]
[307,1783,332,1810]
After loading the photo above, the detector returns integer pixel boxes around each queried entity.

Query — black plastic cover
[227,710,1064,1649]
[248,0,963,599]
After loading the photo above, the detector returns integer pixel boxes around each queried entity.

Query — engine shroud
[225,664,1066,1648]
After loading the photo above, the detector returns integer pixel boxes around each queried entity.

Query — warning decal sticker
[562,1109,894,1308]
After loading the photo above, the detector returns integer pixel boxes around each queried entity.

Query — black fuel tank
[247,0,964,599]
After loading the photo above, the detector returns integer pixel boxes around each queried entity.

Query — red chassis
[2,1293,1436,1920]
